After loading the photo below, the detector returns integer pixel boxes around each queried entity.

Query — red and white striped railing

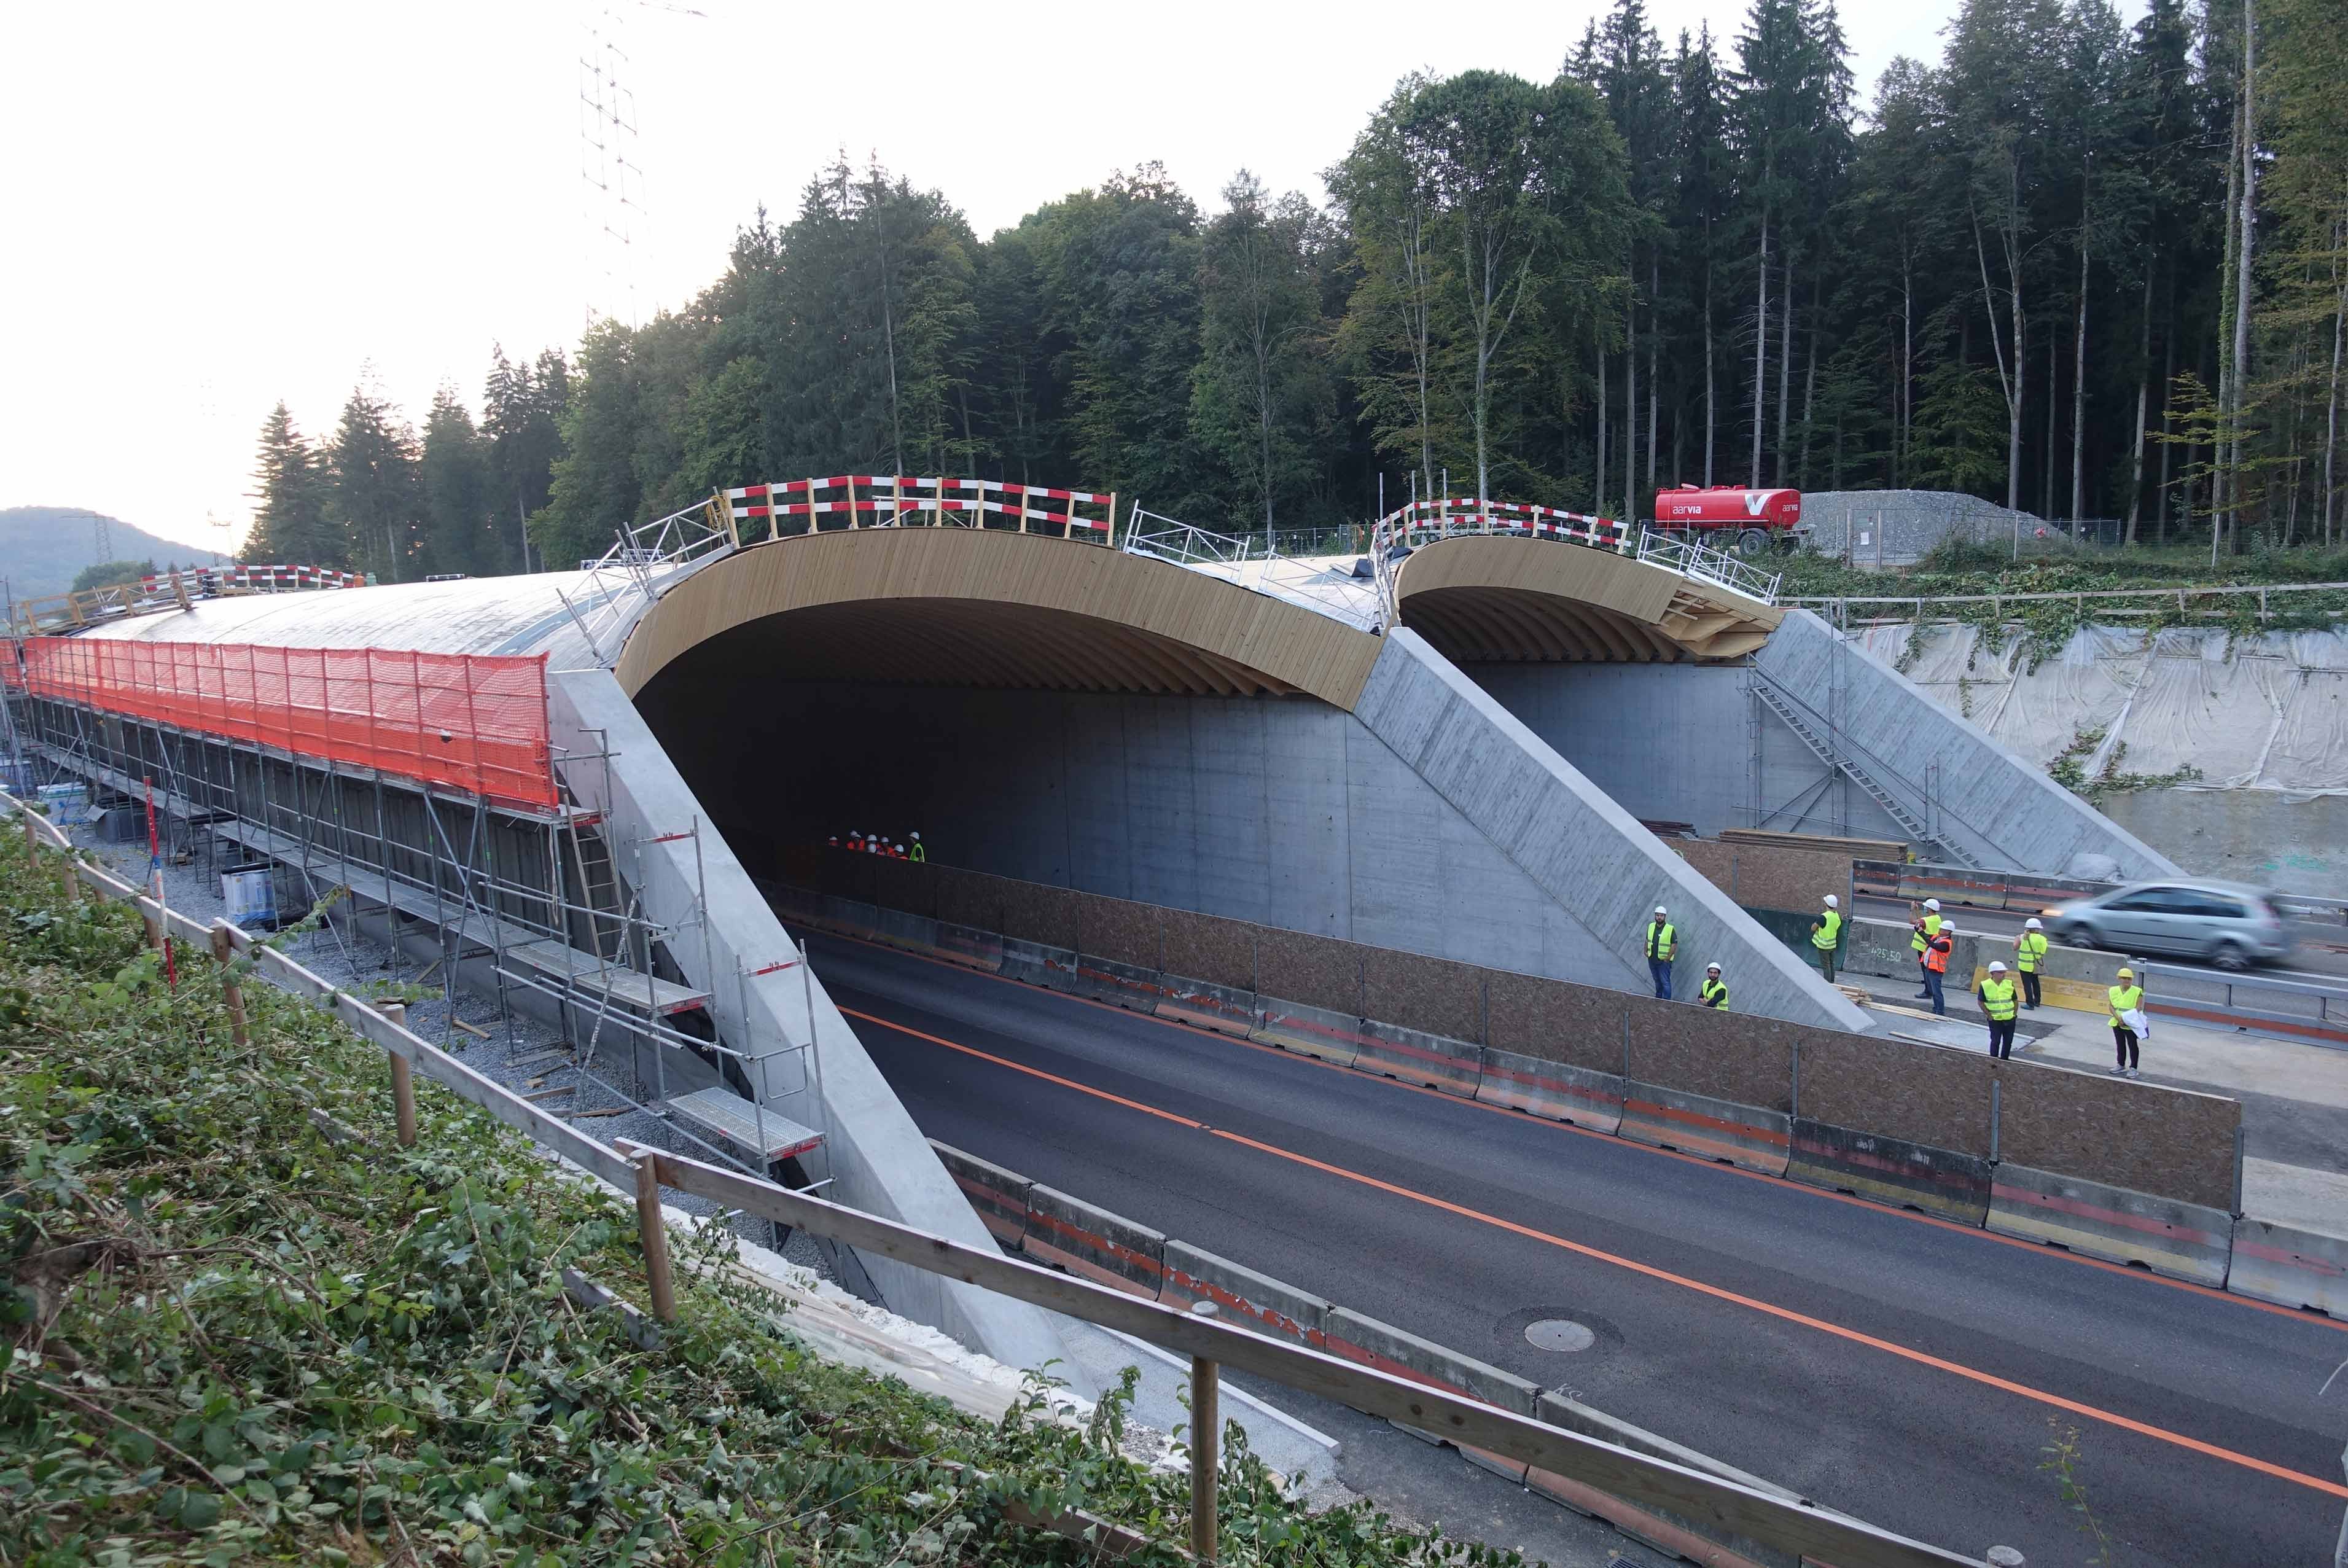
[724,475,1117,540]
[1373,496,1627,552]
[208,564,369,592]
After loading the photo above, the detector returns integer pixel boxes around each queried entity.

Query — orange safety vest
[846,836,862,852]
[1922,932,1951,974]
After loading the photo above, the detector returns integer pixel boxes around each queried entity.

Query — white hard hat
[1824,894,1838,908]
[1924,899,1941,911]
[1706,962,1722,973]
[911,831,921,840]
[2025,917,2042,929]
[1655,905,1668,916]
[1989,961,2006,972]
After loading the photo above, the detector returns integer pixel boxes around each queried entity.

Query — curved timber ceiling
[1395,535,1782,664]
[614,528,1386,708]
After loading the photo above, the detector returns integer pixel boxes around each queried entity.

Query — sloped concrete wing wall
[1755,611,2178,878]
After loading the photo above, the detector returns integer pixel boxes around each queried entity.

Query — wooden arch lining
[1394,535,1782,664]
[613,528,1386,708]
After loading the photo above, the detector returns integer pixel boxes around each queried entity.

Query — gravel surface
[67,816,838,1280]
[1801,489,2078,568]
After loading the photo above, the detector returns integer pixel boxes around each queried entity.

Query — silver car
[2044,880,2292,971]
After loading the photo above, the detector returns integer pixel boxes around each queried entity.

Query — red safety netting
[20,638,558,810]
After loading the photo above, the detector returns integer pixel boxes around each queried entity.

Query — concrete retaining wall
[1987,1165,2234,1285]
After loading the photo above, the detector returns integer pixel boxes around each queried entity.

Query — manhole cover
[1524,1318,1596,1352]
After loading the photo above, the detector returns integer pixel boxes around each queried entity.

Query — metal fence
[1803,509,2135,570]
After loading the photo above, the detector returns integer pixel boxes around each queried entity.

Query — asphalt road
[803,931,2348,1568]
[1855,894,2348,984]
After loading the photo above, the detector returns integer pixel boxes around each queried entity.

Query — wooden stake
[384,1000,416,1147]
[209,921,249,1048]
[632,1149,677,1322]
[1188,1299,1220,1562]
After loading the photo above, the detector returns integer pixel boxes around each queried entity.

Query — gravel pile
[69,823,835,1276]
[1801,490,2061,568]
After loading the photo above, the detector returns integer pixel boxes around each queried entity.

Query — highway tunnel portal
[14,481,2172,1371]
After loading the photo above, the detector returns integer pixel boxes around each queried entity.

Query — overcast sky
[4,0,1967,556]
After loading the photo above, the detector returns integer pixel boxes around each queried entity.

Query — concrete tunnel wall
[1465,661,1913,846]
[633,622,1869,1029]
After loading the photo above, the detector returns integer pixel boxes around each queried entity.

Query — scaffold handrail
[1634,528,1785,604]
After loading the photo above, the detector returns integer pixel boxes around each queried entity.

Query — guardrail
[0,787,1984,1568]
[1636,527,1785,603]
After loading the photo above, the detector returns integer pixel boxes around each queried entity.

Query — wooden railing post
[1188,1299,1220,1562]
[209,921,250,1048]
[632,1148,678,1322]
[383,1000,416,1147]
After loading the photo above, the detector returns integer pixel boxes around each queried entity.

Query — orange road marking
[843,1002,2348,1502]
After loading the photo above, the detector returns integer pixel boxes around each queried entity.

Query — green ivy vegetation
[1788,539,2348,671]
[2043,728,2204,807]
[0,830,1516,1568]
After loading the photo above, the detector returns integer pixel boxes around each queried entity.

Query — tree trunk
[1647,248,1661,495]
[2327,227,2344,547]
[1597,343,1609,514]
[2228,0,2258,552]
[2215,75,2243,552]
[2072,174,2089,526]
[1750,205,1769,488]
[1625,285,1639,525]
[2159,267,2177,543]
[1704,240,1717,487]
[1900,257,1914,485]
[1800,269,1819,488]
[2043,330,2057,521]
[1777,248,1794,486]
[2128,260,2152,540]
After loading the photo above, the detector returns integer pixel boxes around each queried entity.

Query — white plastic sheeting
[1861,623,2348,797]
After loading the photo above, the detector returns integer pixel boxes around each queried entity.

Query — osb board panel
[1481,968,1629,1073]
[1254,926,1363,1016]
[1362,948,1484,1042]
[930,868,1006,935]
[1731,844,1855,916]
[998,880,1080,950]
[871,856,937,919]
[1624,995,1795,1112]
[1795,1030,1993,1156]
[1671,840,1736,898]
[1077,892,1160,969]
[1994,1064,2238,1211]
[1160,908,1257,991]
[615,529,1383,709]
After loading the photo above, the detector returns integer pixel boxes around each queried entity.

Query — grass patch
[0,828,1509,1567]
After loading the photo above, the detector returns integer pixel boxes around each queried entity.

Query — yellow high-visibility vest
[1911,913,1942,954]
[1645,921,1677,960]
[2017,932,2048,973]
[1981,977,2018,1021]
[2108,983,2144,1023]
[1814,910,1842,950]
[1701,978,1729,1010]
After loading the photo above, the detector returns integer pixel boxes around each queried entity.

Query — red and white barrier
[725,475,1117,539]
[1371,495,1628,556]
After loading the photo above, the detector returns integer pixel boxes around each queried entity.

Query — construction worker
[1644,905,1677,999]
[1911,899,1944,999]
[2108,967,2145,1077]
[889,841,907,859]
[846,830,864,852]
[1810,894,1843,983]
[1699,962,1729,1010]
[1978,961,2019,1058]
[828,835,840,848]
[909,831,926,864]
[866,834,881,853]
[1920,920,1952,1016]
[2016,918,2050,1010]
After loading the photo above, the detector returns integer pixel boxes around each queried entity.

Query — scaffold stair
[1748,674,1977,868]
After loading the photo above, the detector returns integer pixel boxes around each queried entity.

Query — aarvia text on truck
[1653,486,1805,558]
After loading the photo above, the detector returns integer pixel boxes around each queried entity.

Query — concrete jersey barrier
[1986,1164,2234,1285]
[1474,1048,1626,1132]
[2225,1218,2348,1316]
[1787,1119,1994,1227]
[1618,1082,1791,1175]
[1021,1183,1169,1298]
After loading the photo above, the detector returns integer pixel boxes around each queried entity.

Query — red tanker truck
[1652,485,1804,557]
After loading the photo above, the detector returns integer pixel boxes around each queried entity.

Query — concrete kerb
[1251,996,1373,1067]
[1787,1118,1994,1227]
[1618,1082,1792,1175]
[1987,1163,2234,1285]
[1475,1048,1625,1132]
[1021,1184,1168,1300]
[1155,973,1257,1036]
[929,1141,1034,1252]
[1351,1018,1485,1098]
[2225,1218,2348,1316]
[1160,1239,1330,1346]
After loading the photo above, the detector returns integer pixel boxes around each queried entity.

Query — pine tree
[327,377,420,581]
[245,402,332,564]
[421,384,496,576]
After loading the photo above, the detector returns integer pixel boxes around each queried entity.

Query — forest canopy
[245,0,2346,580]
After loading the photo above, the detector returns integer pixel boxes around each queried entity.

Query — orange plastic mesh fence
[21,638,558,810]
